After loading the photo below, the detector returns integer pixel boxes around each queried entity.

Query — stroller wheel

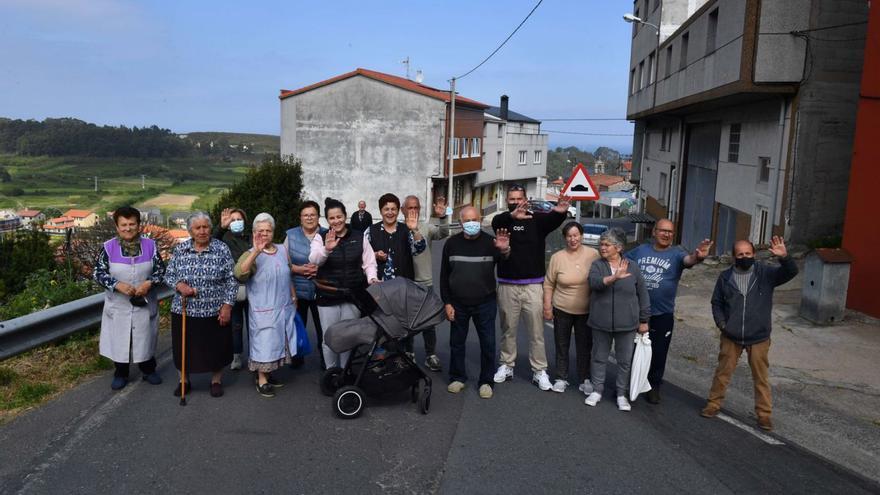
[334,386,365,419]
[321,367,344,397]
[418,381,431,415]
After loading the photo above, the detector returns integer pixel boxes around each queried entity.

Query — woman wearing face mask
[284,201,327,369]
[543,222,600,394]
[215,207,252,370]
[309,198,379,370]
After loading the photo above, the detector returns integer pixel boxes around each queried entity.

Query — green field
[0,154,256,215]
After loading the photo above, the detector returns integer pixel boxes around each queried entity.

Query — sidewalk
[666,259,880,483]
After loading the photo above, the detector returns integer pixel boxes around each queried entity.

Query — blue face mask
[229,219,245,233]
[462,221,481,236]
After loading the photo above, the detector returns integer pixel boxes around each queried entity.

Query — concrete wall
[476,120,504,186]
[503,131,548,182]
[280,75,446,220]
[754,0,810,82]
[787,0,867,243]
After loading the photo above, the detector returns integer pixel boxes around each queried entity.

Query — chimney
[500,95,509,121]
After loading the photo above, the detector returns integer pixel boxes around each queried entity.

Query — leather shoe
[142,373,162,385]
[210,382,224,398]
[646,389,660,404]
[757,417,773,431]
[700,404,720,418]
[111,376,128,390]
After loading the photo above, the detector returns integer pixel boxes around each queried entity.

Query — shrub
[0,269,99,321]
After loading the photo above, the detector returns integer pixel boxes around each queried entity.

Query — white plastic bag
[630,332,653,401]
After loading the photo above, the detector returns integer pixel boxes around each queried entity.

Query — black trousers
[114,357,157,378]
[296,299,324,368]
[552,308,592,383]
[648,313,675,388]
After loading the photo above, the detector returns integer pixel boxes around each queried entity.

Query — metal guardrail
[0,286,174,361]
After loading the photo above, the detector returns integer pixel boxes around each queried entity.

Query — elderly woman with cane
[584,228,650,412]
[235,213,304,398]
[165,212,238,399]
[94,206,166,390]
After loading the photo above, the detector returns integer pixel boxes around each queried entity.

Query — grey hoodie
[587,258,651,332]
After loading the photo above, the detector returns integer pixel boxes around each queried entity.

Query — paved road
[1,241,878,494]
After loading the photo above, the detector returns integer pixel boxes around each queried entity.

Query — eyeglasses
[508,184,525,192]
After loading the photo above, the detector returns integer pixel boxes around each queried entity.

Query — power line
[538,118,630,121]
[454,0,543,80]
[791,20,867,34]
[544,129,634,137]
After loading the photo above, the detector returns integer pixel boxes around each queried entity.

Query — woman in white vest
[94,206,166,390]
[235,212,301,398]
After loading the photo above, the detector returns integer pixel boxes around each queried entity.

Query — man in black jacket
[350,200,372,232]
[700,236,798,431]
[491,185,568,391]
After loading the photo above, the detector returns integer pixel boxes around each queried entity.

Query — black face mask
[508,203,518,213]
[734,257,755,270]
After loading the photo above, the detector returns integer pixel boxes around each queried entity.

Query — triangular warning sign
[560,163,600,200]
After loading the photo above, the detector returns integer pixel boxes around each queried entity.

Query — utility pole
[402,57,411,79]
[447,77,456,229]
[141,175,146,190]
[94,176,98,192]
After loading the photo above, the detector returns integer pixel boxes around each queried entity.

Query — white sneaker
[230,354,242,371]
[577,380,594,396]
[617,396,631,412]
[585,391,602,406]
[532,370,552,391]
[493,364,513,383]
[551,379,568,393]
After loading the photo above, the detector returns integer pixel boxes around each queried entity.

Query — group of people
[95,185,797,430]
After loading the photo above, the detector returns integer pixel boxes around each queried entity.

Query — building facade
[627,0,868,253]
[474,95,549,215]
[279,68,487,220]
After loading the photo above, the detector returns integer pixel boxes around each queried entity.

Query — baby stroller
[317,277,446,419]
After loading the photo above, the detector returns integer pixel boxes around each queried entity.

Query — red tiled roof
[591,174,627,188]
[279,68,489,109]
[63,209,95,219]
[17,209,42,217]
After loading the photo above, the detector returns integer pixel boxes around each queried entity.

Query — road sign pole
[576,200,582,224]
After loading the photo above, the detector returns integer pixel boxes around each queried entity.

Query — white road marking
[717,412,785,445]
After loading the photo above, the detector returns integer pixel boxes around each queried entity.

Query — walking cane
[179,296,187,406]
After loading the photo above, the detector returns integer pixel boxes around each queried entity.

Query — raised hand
[694,239,714,260]
[613,259,632,280]
[553,196,572,214]
[252,231,269,252]
[510,201,533,220]
[220,208,232,229]
[769,235,787,257]
[324,229,339,251]
[405,208,420,231]
[494,228,510,252]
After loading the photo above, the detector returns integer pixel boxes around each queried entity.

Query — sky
[0,0,636,153]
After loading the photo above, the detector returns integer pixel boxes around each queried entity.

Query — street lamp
[622,13,659,34]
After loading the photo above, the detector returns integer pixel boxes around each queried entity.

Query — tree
[209,154,304,243]
[0,166,11,183]
[0,229,56,301]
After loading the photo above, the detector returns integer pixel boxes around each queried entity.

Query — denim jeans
[449,299,497,386]
[552,308,592,383]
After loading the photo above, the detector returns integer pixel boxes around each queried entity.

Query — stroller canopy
[324,278,446,354]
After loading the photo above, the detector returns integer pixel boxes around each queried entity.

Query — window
[497,124,503,138]
[638,60,645,90]
[451,138,459,158]
[632,7,640,37]
[754,206,769,245]
[659,172,668,204]
[707,8,718,53]
[680,33,689,70]
[759,156,771,183]
[461,137,468,157]
[518,150,527,165]
[519,123,524,133]
[665,45,673,77]
[496,150,502,168]
[665,127,673,151]
[728,123,741,162]
[660,128,668,151]
[534,150,542,164]
[630,68,637,95]
[644,131,651,157]
[471,138,481,157]
[648,51,656,84]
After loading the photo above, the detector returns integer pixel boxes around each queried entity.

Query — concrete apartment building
[627,0,868,253]
[473,96,549,215]
[279,68,488,219]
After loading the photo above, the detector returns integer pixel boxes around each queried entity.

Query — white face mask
[229,219,245,233]
[462,221,481,236]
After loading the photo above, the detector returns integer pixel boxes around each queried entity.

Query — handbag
[235,284,247,302]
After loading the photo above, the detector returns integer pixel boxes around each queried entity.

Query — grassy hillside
[0,154,254,215]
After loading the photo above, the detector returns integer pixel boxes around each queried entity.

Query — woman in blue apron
[94,206,166,390]
[235,212,305,398]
